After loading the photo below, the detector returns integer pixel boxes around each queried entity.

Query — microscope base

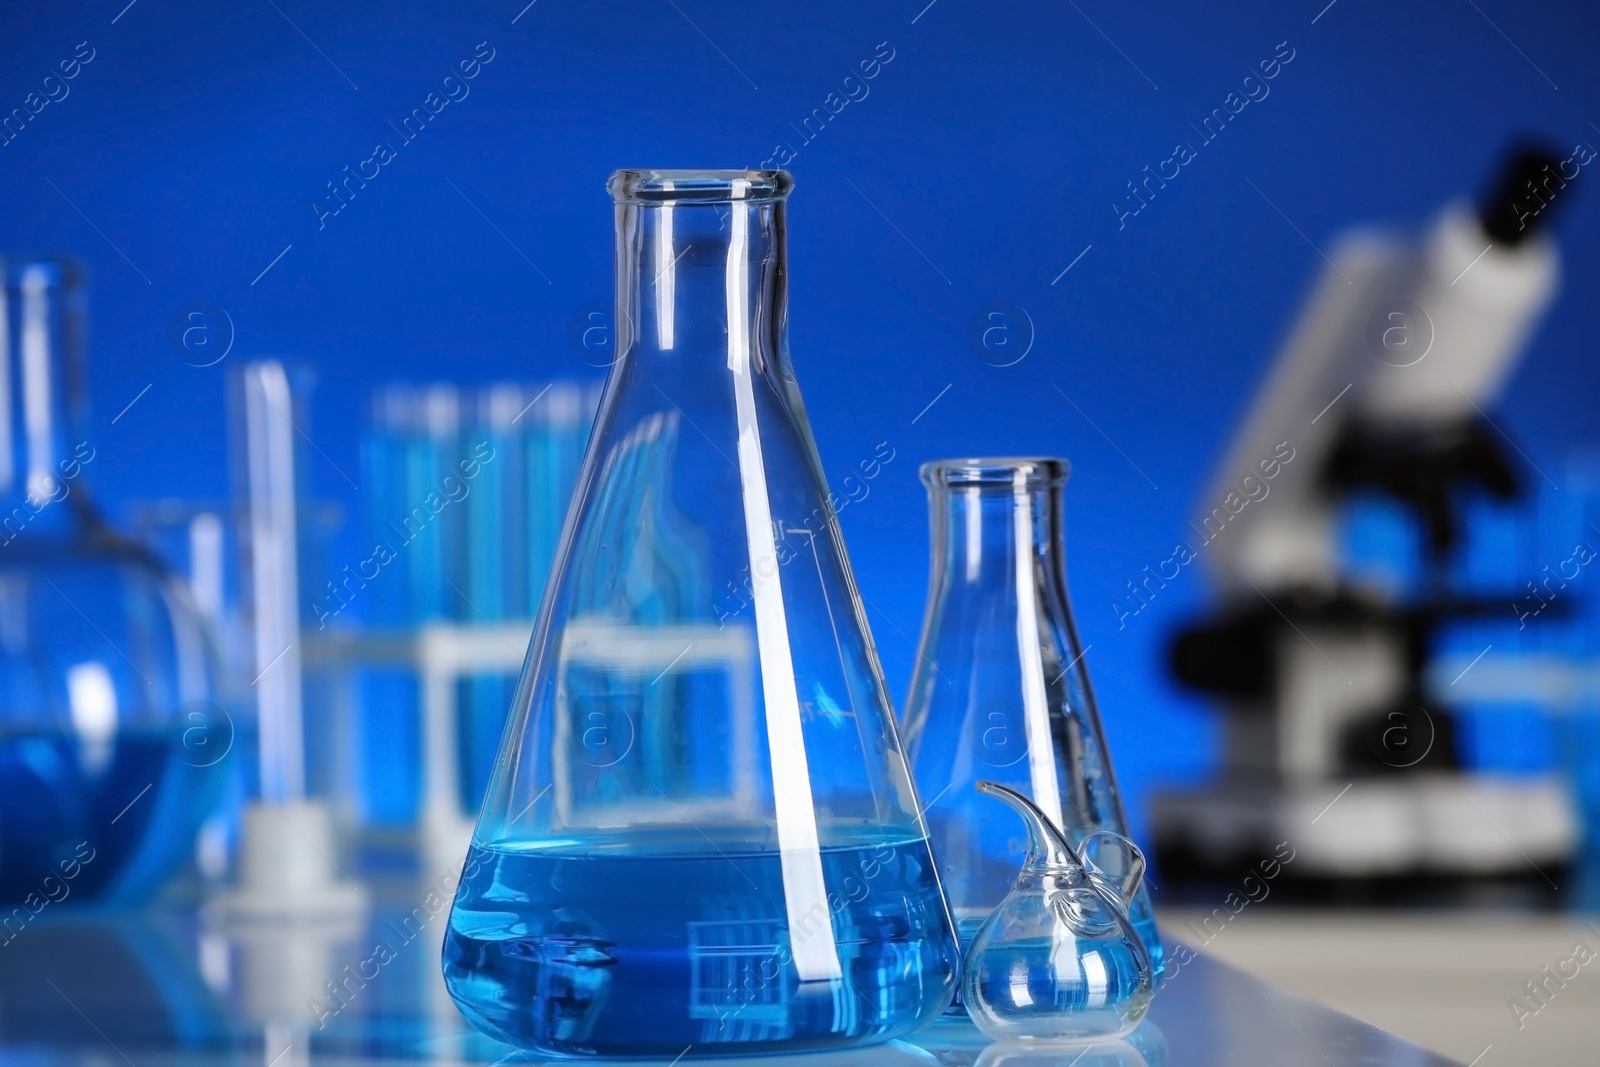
[1152,773,1575,880]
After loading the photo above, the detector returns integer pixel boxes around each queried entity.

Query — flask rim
[3,254,84,291]
[608,168,794,205]
[919,457,1069,489]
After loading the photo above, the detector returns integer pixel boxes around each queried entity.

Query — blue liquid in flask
[0,728,223,901]
[443,829,958,1057]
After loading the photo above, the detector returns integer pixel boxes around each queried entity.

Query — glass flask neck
[612,170,791,377]
[922,459,1069,597]
[0,257,93,543]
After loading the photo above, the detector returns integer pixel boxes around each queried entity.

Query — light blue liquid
[1129,892,1166,981]
[442,832,957,1057]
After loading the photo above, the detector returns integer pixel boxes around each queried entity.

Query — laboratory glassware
[442,169,959,1057]
[0,255,225,903]
[961,782,1153,1041]
[900,458,1164,975]
[213,359,363,919]
[130,498,246,882]
[355,381,601,831]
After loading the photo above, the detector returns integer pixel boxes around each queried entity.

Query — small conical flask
[963,782,1154,1041]
[442,171,958,1057]
[900,459,1164,974]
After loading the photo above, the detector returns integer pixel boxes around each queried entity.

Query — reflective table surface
[0,885,1461,1066]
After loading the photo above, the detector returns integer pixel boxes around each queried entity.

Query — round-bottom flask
[0,257,225,904]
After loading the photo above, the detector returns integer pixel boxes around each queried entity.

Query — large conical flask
[442,170,958,1057]
[900,459,1164,981]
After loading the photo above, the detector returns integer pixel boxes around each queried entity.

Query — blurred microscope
[1156,145,1588,890]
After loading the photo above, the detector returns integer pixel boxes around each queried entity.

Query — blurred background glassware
[349,379,599,847]
[900,458,1163,975]
[129,497,246,883]
[442,168,958,1057]
[208,359,366,919]
[961,782,1153,1043]
[0,255,225,904]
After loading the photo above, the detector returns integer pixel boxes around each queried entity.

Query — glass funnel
[0,256,225,905]
[442,170,958,1057]
[900,459,1163,978]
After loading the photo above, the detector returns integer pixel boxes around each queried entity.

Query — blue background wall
[1,0,1597,835]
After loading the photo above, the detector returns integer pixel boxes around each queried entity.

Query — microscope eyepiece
[1478,143,1574,246]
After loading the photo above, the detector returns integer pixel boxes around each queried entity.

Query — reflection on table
[0,888,1458,1066]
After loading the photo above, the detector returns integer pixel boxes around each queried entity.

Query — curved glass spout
[975,780,1077,872]
[1079,829,1148,907]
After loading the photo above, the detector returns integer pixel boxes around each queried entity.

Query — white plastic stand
[211,801,368,919]
[205,803,368,1067]
[305,622,535,874]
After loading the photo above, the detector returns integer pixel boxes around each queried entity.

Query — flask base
[442,835,957,1057]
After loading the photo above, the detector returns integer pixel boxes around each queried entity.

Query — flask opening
[608,168,794,205]
[920,457,1069,490]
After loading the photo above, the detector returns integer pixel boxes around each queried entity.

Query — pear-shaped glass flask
[901,459,1163,979]
[0,256,224,903]
[442,171,958,1057]
[963,782,1154,1041]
